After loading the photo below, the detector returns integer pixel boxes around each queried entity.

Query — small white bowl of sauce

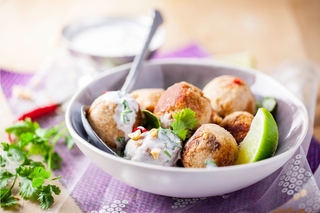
[62,15,165,72]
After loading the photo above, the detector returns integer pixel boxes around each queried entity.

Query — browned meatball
[220,111,254,145]
[203,75,256,117]
[131,88,165,112]
[211,110,223,125]
[153,81,212,128]
[87,91,142,153]
[182,124,238,168]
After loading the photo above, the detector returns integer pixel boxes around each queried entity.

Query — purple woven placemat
[1,44,320,213]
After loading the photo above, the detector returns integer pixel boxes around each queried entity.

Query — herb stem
[47,147,52,171]
[51,176,62,181]
[3,173,18,198]
[47,131,64,171]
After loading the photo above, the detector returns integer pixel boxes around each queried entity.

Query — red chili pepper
[233,78,243,85]
[6,103,60,143]
[133,126,148,133]
[16,103,60,121]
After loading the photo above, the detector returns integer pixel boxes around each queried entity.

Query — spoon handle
[120,10,163,93]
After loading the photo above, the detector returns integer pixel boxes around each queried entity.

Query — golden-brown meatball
[203,75,256,117]
[211,110,223,125]
[220,111,254,145]
[87,91,142,153]
[182,124,238,168]
[153,81,212,128]
[131,88,165,112]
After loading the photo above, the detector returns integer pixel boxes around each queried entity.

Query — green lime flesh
[235,107,279,164]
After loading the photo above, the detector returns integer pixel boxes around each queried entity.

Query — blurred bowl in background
[62,15,165,73]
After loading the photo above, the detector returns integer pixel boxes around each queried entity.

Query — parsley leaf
[0,169,14,188]
[5,119,38,136]
[0,155,6,167]
[38,184,61,209]
[19,176,38,200]
[21,158,45,168]
[171,108,198,140]
[1,119,73,210]
[2,143,27,162]
[0,188,19,208]
[29,167,51,188]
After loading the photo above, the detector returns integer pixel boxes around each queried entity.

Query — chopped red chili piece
[233,78,243,85]
[133,126,148,133]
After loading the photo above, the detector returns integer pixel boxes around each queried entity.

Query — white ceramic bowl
[62,15,165,72]
[65,58,309,198]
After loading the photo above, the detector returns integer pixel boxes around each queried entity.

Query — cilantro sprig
[0,118,74,209]
[171,108,198,140]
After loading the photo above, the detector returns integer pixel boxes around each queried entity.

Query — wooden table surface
[1,0,320,141]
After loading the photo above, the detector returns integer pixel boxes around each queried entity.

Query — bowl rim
[65,58,309,173]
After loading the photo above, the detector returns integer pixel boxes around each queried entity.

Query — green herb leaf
[19,132,35,147]
[164,149,172,158]
[171,108,198,140]
[19,176,38,200]
[28,143,48,156]
[0,188,19,208]
[46,152,62,170]
[16,166,33,177]
[5,118,38,136]
[158,128,182,149]
[21,158,45,168]
[117,136,126,145]
[142,110,161,130]
[3,143,27,162]
[29,167,51,188]
[38,184,61,209]
[121,100,133,124]
[0,155,6,167]
[65,134,75,150]
[256,97,277,113]
[0,169,14,188]
[1,119,71,209]
[205,159,217,168]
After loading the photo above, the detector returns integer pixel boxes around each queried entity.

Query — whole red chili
[16,103,60,121]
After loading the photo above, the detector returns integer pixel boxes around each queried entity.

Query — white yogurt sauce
[71,21,164,57]
[159,113,173,128]
[102,91,139,146]
[125,129,182,167]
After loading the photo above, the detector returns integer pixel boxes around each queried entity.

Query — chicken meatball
[211,110,223,125]
[87,91,142,154]
[203,75,256,117]
[220,111,254,145]
[182,124,238,168]
[124,128,182,166]
[131,88,165,112]
[154,81,212,128]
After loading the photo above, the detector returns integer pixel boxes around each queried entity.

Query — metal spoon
[81,10,163,155]
[81,105,118,155]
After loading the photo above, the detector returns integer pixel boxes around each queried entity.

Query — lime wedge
[235,108,279,164]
